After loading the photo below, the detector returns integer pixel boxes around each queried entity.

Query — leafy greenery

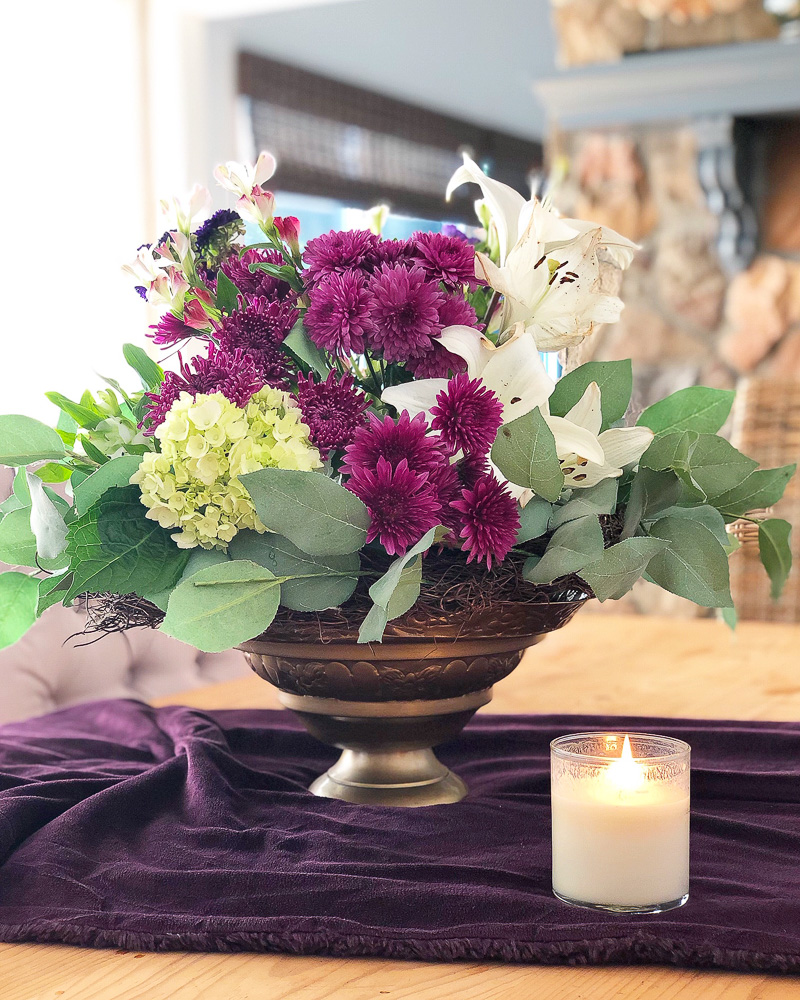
[241,468,369,556]
[0,572,39,650]
[712,465,797,520]
[550,480,617,530]
[548,360,632,430]
[758,519,792,600]
[516,497,552,543]
[491,408,563,502]
[283,322,331,377]
[0,508,38,567]
[215,271,241,313]
[646,516,732,608]
[523,515,605,585]
[73,455,143,514]
[0,415,66,466]
[579,537,667,601]
[637,386,734,437]
[123,343,164,392]
[64,485,190,603]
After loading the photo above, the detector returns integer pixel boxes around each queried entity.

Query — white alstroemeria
[214,151,276,198]
[122,245,174,286]
[147,269,190,312]
[236,187,275,227]
[160,184,212,235]
[543,382,653,489]
[445,154,637,351]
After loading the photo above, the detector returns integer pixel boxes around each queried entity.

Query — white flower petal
[446,153,526,265]
[381,380,448,418]
[597,426,654,468]
[565,462,623,489]
[545,415,606,465]
[253,150,277,186]
[481,328,555,422]
[565,382,602,437]
[437,325,491,378]
[555,218,639,269]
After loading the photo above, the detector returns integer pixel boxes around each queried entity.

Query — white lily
[160,184,212,235]
[543,382,653,489]
[214,151,276,198]
[446,154,637,351]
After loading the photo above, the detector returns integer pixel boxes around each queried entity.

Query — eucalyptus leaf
[644,503,729,548]
[712,465,796,520]
[637,386,734,437]
[0,508,38,567]
[549,479,618,530]
[241,468,369,556]
[162,559,281,653]
[490,408,563,502]
[646,516,732,608]
[123,343,164,393]
[621,467,684,540]
[640,430,697,474]
[34,463,73,484]
[684,434,758,501]
[64,485,190,603]
[721,606,737,631]
[579,537,668,601]
[37,572,73,616]
[523,515,605,585]
[516,497,553,543]
[26,471,68,563]
[144,547,230,612]
[0,415,66,467]
[229,530,358,612]
[758,518,792,601]
[0,572,39,650]
[548,360,632,430]
[73,455,143,515]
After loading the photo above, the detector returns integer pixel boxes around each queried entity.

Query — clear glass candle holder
[551,732,690,914]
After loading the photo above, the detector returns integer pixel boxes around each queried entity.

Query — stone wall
[551,122,800,616]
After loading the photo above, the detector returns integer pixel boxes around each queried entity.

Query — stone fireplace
[535,38,800,618]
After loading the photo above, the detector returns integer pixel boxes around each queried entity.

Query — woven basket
[728,378,800,623]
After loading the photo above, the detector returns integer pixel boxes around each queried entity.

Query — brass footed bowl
[239,599,586,807]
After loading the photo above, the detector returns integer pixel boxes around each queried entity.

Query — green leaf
[640,430,698,474]
[0,415,66,466]
[45,391,103,431]
[34,463,73,484]
[161,559,281,652]
[283,322,331,377]
[73,455,143,515]
[37,572,73,616]
[637,386,735,437]
[516,497,553,543]
[241,468,369,556]
[549,479,618,530]
[758,518,792,601]
[523,515,605,585]
[64,485,190,603]
[683,434,758,501]
[215,272,241,313]
[123,343,164,393]
[721,605,737,631]
[0,469,30,516]
[229,530,358,612]
[25,470,68,563]
[646,515,732,608]
[645,503,729,548]
[490,408,563,502]
[144,547,229,612]
[358,527,438,643]
[250,261,303,292]
[579,537,668,601]
[548,360,632,430]
[0,508,38,567]
[79,435,109,466]
[621,467,684,540]
[712,464,797,519]
[56,409,78,448]
[0,572,38,649]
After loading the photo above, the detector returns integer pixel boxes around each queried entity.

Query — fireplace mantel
[534,37,800,130]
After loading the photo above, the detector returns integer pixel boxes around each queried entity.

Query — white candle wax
[551,735,690,910]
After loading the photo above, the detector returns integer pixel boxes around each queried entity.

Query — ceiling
[230,0,558,140]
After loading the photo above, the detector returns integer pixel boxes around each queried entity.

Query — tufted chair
[0,468,248,724]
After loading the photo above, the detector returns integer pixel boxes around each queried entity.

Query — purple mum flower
[451,475,520,570]
[220,249,291,299]
[342,411,445,479]
[346,457,441,556]
[305,271,374,357]
[302,230,378,285]
[367,264,444,363]
[216,294,298,354]
[147,312,197,347]
[372,238,415,267]
[142,345,265,432]
[295,372,369,459]
[406,294,477,378]
[430,374,504,457]
[412,231,479,290]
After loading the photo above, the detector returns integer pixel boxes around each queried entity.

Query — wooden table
[3,614,800,1000]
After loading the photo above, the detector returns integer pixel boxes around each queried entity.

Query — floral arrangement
[0,152,794,652]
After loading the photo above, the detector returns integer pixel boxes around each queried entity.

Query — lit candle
[550,732,690,913]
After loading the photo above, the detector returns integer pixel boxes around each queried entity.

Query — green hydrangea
[131,388,321,549]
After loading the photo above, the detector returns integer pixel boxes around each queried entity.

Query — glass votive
[551,732,690,914]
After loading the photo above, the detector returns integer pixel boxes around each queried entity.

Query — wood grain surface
[3,614,800,1000]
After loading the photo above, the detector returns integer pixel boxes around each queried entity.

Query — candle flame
[605,735,645,793]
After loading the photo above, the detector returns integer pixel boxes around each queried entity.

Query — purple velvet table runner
[0,700,798,972]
